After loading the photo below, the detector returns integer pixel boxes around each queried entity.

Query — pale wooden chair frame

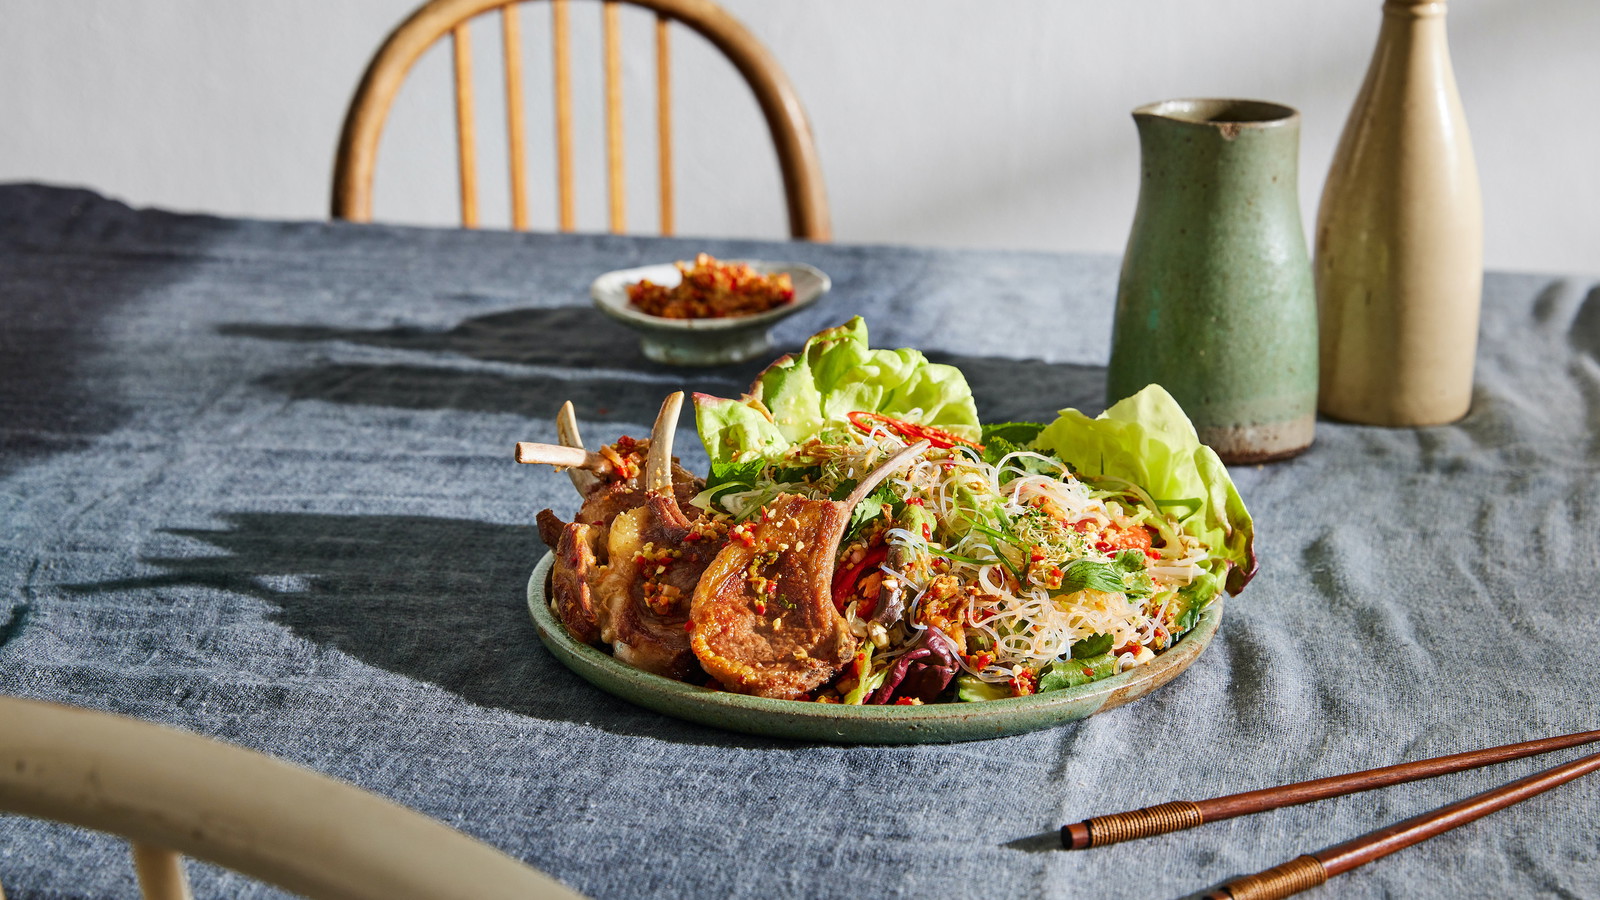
[0,695,583,900]
[332,0,831,240]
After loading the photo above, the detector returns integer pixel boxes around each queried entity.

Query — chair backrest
[333,0,830,240]
[0,695,584,900]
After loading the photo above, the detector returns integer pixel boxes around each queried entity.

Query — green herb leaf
[707,456,765,491]
[846,484,900,538]
[1071,632,1114,659]
[1059,550,1151,596]
[1171,569,1221,633]
[979,424,1064,476]
[981,421,1047,446]
[1038,651,1118,691]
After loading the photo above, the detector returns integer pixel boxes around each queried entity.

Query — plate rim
[525,551,1223,743]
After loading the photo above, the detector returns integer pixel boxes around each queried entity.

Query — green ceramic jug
[1107,98,1318,463]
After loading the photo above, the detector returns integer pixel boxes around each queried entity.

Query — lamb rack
[688,441,930,700]
[522,400,702,647]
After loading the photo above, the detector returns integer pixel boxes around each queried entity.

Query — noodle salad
[688,317,1255,703]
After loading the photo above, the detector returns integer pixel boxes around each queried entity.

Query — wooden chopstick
[1204,747,1600,900]
[1062,728,1600,849]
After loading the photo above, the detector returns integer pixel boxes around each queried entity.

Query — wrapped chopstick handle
[1061,800,1204,849]
[1206,855,1328,900]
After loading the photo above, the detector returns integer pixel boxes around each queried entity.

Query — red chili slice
[846,411,984,452]
[831,544,889,614]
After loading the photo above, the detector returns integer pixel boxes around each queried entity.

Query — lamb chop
[596,392,729,678]
[689,441,930,701]
[521,401,702,646]
[524,403,618,645]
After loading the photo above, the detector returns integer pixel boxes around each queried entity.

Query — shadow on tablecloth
[221,305,1108,425]
[61,510,804,749]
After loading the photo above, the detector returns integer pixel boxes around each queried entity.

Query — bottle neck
[1383,0,1447,19]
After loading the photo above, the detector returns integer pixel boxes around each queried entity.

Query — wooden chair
[0,695,584,900]
[333,0,830,240]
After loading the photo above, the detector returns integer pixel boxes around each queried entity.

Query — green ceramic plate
[527,552,1222,744]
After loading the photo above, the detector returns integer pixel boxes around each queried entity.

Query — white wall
[2,1,1596,274]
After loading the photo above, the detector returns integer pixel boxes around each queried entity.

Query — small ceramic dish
[526,552,1222,744]
[591,260,830,365]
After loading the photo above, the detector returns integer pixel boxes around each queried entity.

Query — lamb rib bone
[645,390,696,541]
[557,400,602,494]
[514,441,613,475]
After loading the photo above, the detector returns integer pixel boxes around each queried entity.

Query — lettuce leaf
[693,318,981,471]
[692,392,788,467]
[1032,384,1256,595]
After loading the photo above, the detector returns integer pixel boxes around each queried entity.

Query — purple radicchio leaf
[868,628,960,705]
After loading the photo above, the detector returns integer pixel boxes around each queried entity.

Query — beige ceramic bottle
[1316,0,1483,426]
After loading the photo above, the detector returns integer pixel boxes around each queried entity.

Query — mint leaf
[1057,550,1153,597]
[1171,569,1222,633]
[980,422,1063,476]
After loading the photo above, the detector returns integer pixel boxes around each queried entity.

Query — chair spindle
[131,842,192,900]
[451,22,480,228]
[501,4,530,230]
[603,0,626,233]
[551,0,576,230]
[656,14,673,235]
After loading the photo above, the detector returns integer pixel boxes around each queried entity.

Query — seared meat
[689,441,929,700]
[690,495,858,700]
[595,505,692,674]
[528,428,703,541]
[536,507,567,550]
[526,399,932,704]
[595,392,728,679]
[549,519,605,644]
[529,424,704,649]
[572,461,699,529]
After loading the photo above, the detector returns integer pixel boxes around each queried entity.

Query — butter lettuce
[1032,384,1256,594]
[692,392,788,471]
[693,317,979,471]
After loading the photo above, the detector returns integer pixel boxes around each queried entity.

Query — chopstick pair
[1060,729,1600,900]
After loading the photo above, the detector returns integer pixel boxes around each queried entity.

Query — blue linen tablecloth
[1,183,1596,898]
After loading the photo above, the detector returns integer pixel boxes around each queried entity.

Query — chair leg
[131,842,192,900]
